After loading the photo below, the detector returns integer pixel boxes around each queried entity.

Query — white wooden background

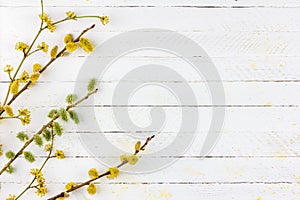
[1,0,300,199]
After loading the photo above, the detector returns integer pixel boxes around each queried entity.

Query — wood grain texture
[0,0,300,199]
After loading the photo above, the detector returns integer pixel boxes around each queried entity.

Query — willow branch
[15,128,54,200]
[0,88,98,176]
[47,135,155,200]
[41,15,100,31]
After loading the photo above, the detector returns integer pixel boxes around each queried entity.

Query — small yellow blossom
[56,198,65,200]
[30,73,40,83]
[64,33,73,44]
[15,42,29,53]
[66,42,78,52]
[20,70,29,83]
[65,182,77,190]
[50,45,58,58]
[5,194,16,200]
[55,149,65,159]
[66,11,76,19]
[30,168,40,176]
[4,105,14,117]
[4,65,13,73]
[106,167,119,180]
[88,168,99,179]
[39,13,56,32]
[127,154,138,165]
[47,23,56,32]
[33,63,42,73]
[18,108,31,125]
[10,80,19,94]
[37,42,49,53]
[18,108,30,117]
[30,168,47,197]
[36,186,47,197]
[135,141,141,151]
[79,37,94,53]
[87,183,97,195]
[20,117,31,125]
[99,16,109,26]
[39,13,49,22]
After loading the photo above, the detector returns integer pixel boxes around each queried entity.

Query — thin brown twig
[47,135,155,200]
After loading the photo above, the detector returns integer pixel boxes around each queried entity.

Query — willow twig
[0,88,98,176]
[15,128,55,200]
[47,135,155,200]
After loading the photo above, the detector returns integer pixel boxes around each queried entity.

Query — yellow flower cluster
[65,182,78,190]
[15,42,29,53]
[30,73,40,83]
[63,33,94,54]
[88,168,99,179]
[9,68,40,96]
[87,183,97,195]
[106,167,120,180]
[37,42,49,53]
[8,64,41,96]
[120,154,139,165]
[55,149,65,159]
[5,194,16,200]
[64,34,73,44]
[64,33,78,52]
[135,141,141,151]
[99,16,109,26]
[20,70,29,83]
[30,168,48,197]
[33,63,42,73]
[66,11,76,19]
[66,42,78,52]
[39,13,56,32]
[4,64,13,73]
[79,37,94,53]
[10,80,19,94]
[8,66,41,98]
[50,45,58,58]
[18,108,31,125]
[4,105,14,117]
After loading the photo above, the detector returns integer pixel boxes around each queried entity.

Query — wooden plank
[1,7,300,33]
[0,107,299,132]
[1,0,300,7]
[1,157,300,183]
[0,82,300,106]
[1,182,299,200]
[0,107,299,156]
[1,130,299,157]
[1,56,300,82]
